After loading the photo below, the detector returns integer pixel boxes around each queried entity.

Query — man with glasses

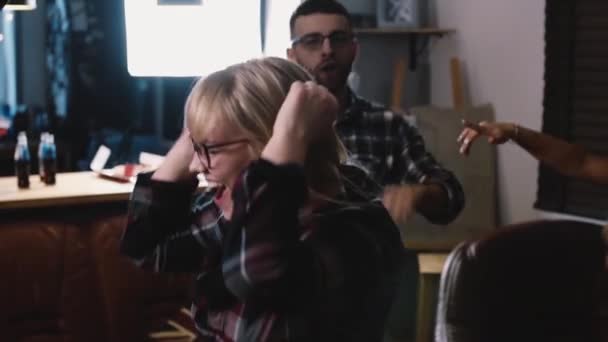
[287,2,465,341]
[287,0,464,229]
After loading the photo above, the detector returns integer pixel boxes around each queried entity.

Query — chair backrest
[435,219,608,342]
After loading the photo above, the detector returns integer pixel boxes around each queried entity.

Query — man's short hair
[289,0,353,37]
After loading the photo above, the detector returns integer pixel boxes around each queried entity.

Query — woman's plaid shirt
[120,160,406,341]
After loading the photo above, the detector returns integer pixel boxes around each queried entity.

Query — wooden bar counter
[0,171,193,341]
[0,171,450,342]
[0,171,135,210]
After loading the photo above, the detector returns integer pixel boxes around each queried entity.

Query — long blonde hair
[185,57,346,196]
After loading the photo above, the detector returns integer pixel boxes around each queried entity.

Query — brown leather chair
[435,220,608,342]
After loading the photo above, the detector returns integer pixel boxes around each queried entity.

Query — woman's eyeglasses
[190,136,249,169]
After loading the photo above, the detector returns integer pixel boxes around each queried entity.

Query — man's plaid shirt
[335,90,465,224]
[120,160,405,341]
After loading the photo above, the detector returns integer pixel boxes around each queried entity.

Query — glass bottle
[38,132,48,181]
[42,133,57,185]
[14,131,31,189]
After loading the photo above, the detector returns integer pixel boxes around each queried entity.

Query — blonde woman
[120,57,405,341]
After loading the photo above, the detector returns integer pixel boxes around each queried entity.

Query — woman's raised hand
[273,81,338,145]
[263,81,338,165]
[152,129,197,181]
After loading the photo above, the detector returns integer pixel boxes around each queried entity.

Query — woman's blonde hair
[185,57,346,196]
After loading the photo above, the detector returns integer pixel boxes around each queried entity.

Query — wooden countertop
[0,172,135,210]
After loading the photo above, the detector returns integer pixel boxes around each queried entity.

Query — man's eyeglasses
[190,136,249,169]
[291,31,355,51]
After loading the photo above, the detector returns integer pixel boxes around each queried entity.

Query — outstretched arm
[458,120,608,185]
[384,118,465,225]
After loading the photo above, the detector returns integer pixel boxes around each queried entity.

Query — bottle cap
[17,131,28,144]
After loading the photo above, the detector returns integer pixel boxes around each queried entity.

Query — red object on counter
[123,163,135,177]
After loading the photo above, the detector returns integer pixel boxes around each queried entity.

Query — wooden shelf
[355,27,455,35]
[354,28,455,70]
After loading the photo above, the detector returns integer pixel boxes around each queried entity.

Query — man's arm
[383,183,449,226]
[385,116,465,225]
[458,120,608,185]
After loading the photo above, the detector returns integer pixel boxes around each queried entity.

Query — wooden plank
[450,57,465,110]
[575,44,608,57]
[573,86,608,98]
[415,275,439,342]
[576,2,608,15]
[573,98,608,111]
[576,30,608,42]
[415,253,448,342]
[574,57,608,71]
[574,71,608,84]
[390,57,407,111]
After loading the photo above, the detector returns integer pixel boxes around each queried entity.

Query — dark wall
[13,0,433,165]
[161,77,195,140]
[16,0,47,108]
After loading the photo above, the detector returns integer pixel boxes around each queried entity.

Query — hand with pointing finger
[457,120,518,156]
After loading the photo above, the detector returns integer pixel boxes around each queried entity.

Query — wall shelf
[355,28,455,35]
[354,28,456,70]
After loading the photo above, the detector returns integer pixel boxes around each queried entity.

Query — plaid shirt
[120,160,405,342]
[336,90,465,224]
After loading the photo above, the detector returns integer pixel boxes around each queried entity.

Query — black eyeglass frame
[291,30,356,50]
[190,136,249,169]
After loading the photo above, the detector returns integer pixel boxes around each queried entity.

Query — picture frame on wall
[377,0,420,28]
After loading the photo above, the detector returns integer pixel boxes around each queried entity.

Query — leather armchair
[435,220,608,342]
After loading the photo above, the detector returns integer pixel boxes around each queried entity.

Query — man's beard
[311,62,351,95]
